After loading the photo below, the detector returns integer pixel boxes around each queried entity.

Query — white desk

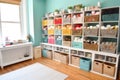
[0,42,33,69]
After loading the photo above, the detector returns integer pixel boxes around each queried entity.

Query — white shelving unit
[41,6,120,79]
[0,42,33,69]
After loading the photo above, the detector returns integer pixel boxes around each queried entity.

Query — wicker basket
[84,15,99,22]
[84,42,98,51]
[72,29,82,35]
[63,41,71,47]
[84,28,98,36]
[101,29,117,37]
[100,43,116,53]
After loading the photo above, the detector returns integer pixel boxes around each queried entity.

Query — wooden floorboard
[0,58,118,80]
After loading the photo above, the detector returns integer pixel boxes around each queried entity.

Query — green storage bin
[102,14,119,21]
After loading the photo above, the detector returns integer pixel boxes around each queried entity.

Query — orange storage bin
[48,26,54,35]
[42,20,48,26]
[62,25,72,35]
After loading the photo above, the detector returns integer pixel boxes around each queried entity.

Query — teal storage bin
[80,58,91,71]
[43,36,48,43]
[56,40,62,45]
[55,30,62,35]
[102,14,119,21]
[42,49,47,57]
[72,42,83,49]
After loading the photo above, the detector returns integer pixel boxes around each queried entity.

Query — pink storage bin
[48,36,55,44]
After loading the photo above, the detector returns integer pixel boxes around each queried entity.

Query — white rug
[0,63,68,80]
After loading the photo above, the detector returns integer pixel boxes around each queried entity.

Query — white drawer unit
[0,42,33,69]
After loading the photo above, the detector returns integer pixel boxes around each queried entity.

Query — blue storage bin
[43,36,48,43]
[43,30,48,35]
[56,40,62,45]
[102,14,119,21]
[55,30,62,35]
[42,49,48,57]
[80,58,91,71]
[72,42,83,49]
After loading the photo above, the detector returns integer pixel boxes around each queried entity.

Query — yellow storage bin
[42,20,48,26]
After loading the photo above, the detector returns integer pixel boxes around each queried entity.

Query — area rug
[0,63,68,80]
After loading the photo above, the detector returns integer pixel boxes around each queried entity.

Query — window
[0,3,22,43]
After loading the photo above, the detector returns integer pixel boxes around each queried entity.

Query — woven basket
[84,15,99,22]
[84,42,98,51]
[100,43,116,53]
[84,28,98,36]
[101,29,117,37]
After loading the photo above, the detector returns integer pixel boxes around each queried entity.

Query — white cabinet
[0,42,33,69]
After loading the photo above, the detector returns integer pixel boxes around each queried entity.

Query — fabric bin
[102,14,119,21]
[63,41,71,47]
[84,15,99,22]
[72,42,83,49]
[103,63,115,77]
[63,18,71,24]
[55,29,62,35]
[71,56,80,67]
[48,36,54,44]
[48,29,54,35]
[43,36,48,43]
[84,28,98,36]
[42,20,48,26]
[60,54,68,64]
[47,50,52,59]
[62,29,71,35]
[54,18,62,24]
[42,49,47,57]
[80,58,91,71]
[93,61,103,73]
[101,29,118,37]
[56,40,62,45]
[43,30,47,35]
[54,52,61,61]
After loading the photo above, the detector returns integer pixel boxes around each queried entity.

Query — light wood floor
[0,58,118,80]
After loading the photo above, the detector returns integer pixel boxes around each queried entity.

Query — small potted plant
[54,9,59,15]
[74,4,83,11]
[67,6,73,13]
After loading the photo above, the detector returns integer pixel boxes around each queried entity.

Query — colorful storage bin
[42,49,47,57]
[62,25,72,35]
[54,18,62,24]
[80,58,91,71]
[48,36,55,44]
[102,14,119,21]
[72,42,83,49]
[55,30,62,35]
[43,36,48,43]
[42,20,48,26]
[48,26,54,35]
